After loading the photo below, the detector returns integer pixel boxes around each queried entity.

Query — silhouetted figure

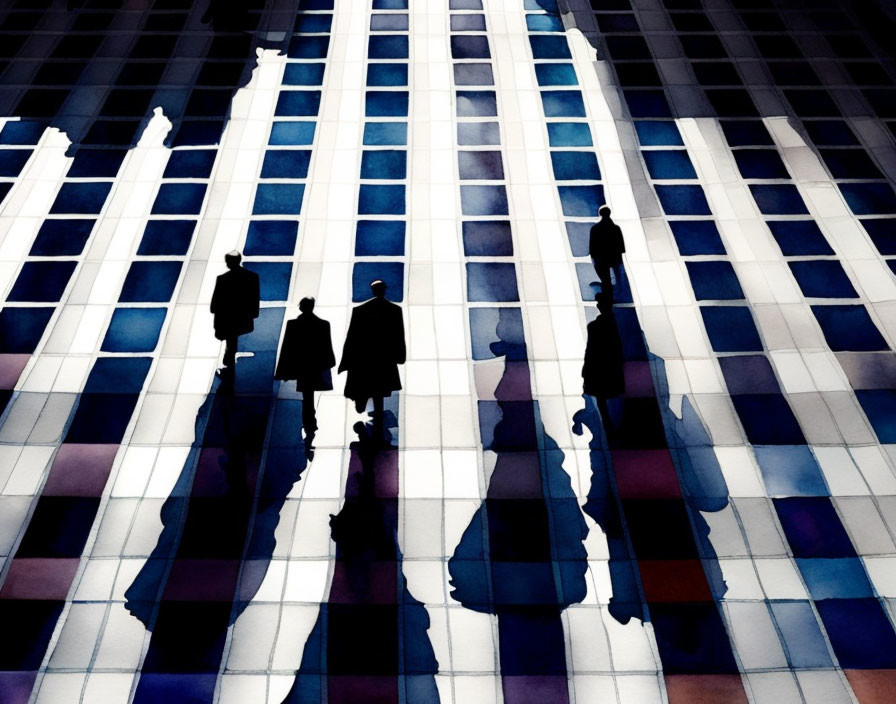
[583,293,625,435]
[275,297,335,438]
[201,0,250,30]
[210,250,260,369]
[339,280,406,431]
[589,205,626,298]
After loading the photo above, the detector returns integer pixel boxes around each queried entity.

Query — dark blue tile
[650,603,740,674]
[558,185,603,216]
[754,445,828,497]
[450,35,490,59]
[283,63,327,86]
[352,262,404,302]
[245,221,298,256]
[162,150,216,178]
[287,36,330,59]
[460,185,508,215]
[366,90,409,116]
[732,394,806,444]
[462,221,513,256]
[788,260,857,298]
[774,497,856,558]
[0,601,65,670]
[856,390,896,443]
[358,184,405,214]
[454,63,495,86]
[84,357,151,394]
[534,63,577,86]
[0,307,53,353]
[821,149,883,179]
[355,220,406,255]
[526,0,556,9]
[8,261,77,302]
[466,263,519,301]
[151,183,207,215]
[528,35,571,59]
[66,392,141,442]
[50,182,112,214]
[0,121,44,145]
[368,35,409,59]
[140,604,232,674]
[294,14,332,32]
[860,218,896,255]
[811,305,887,351]
[29,219,94,256]
[458,151,504,180]
[269,122,316,146]
[700,306,763,352]
[815,599,896,669]
[275,90,322,116]
[526,13,564,32]
[623,90,672,118]
[457,90,497,117]
[15,497,100,558]
[766,220,834,255]
[839,183,896,215]
[685,261,743,300]
[804,120,859,146]
[541,90,586,117]
[769,601,834,668]
[102,307,167,352]
[253,183,304,215]
[718,355,779,394]
[669,220,726,255]
[733,149,790,178]
[655,185,711,215]
[797,558,873,599]
[720,120,774,146]
[366,63,408,86]
[748,184,809,214]
[0,182,11,205]
[244,262,292,301]
[260,150,311,179]
[546,122,592,147]
[171,121,224,147]
[550,151,600,180]
[498,611,566,674]
[363,122,407,145]
[138,221,195,256]
[643,150,697,179]
[0,149,32,176]
[361,150,407,179]
[119,261,182,302]
[634,121,683,146]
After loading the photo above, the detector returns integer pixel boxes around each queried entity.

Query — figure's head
[299,297,315,313]
[596,291,613,314]
[598,205,611,219]
[225,250,242,270]
[370,279,387,298]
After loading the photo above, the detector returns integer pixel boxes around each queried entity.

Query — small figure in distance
[582,292,625,437]
[275,297,335,439]
[210,250,260,370]
[589,205,626,300]
[338,279,406,434]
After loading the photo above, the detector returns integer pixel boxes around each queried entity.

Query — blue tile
[774,497,856,558]
[370,13,409,31]
[245,221,298,256]
[287,36,330,59]
[669,220,726,255]
[769,601,834,668]
[451,12,486,31]
[550,151,600,180]
[466,263,519,302]
[655,185,711,215]
[352,262,404,302]
[138,220,195,255]
[368,35,409,59]
[458,151,504,180]
[0,149,32,176]
[84,357,151,394]
[162,150,216,178]
[804,120,860,146]
[754,446,828,496]
[119,262,182,302]
[526,13,564,32]
[797,558,873,599]
[700,306,763,351]
[718,355,779,394]
[0,307,54,353]
[0,601,65,670]
[50,182,112,214]
[634,121,683,146]
[732,395,806,445]
[451,35,491,59]
[283,63,327,86]
[650,603,740,674]
[856,390,896,443]
[8,261,77,302]
[355,220,406,256]
[294,14,332,32]
[458,122,501,146]
[685,261,744,300]
[366,63,408,86]
[788,260,858,298]
[839,182,896,215]
[526,0,556,9]
[363,122,408,145]
[720,120,774,146]
[528,35,571,59]
[365,91,409,116]
[469,307,526,361]
[462,221,513,256]
[624,90,673,118]
[457,91,497,117]
[361,150,407,179]
[733,149,790,178]
[260,150,312,179]
[534,63,578,86]
[541,90,586,117]
[151,183,207,215]
[29,219,94,256]
[766,220,834,255]
[643,150,697,179]
[749,184,809,214]
[557,185,604,216]
[815,599,896,669]
[565,221,591,257]
[373,0,408,7]
[821,149,883,179]
[65,393,142,442]
[16,497,100,558]
[454,63,495,86]
[0,121,44,145]
[268,122,316,146]
[358,184,405,214]
[102,307,167,352]
[244,262,292,301]
[860,218,896,255]
[275,91,322,116]
[253,183,304,215]
[546,122,592,147]
[460,185,508,215]
[811,305,887,351]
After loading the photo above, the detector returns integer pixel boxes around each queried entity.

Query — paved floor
[0,0,896,702]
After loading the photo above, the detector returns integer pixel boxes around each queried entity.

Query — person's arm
[210,277,219,314]
[250,271,260,318]
[338,311,356,373]
[323,320,336,369]
[395,307,406,365]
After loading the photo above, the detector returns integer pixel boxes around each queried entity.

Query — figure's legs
[592,259,613,297]
[223,335,238,367]
[595,396,615,439]
[301,385,317,433]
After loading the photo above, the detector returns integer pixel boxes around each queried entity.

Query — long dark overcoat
[339,297,406,401]
[210,267,260,340]
[588,219,626,267]
[275,313,336,391]
[582,313,625,399]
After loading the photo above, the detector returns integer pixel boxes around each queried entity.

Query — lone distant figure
[583,293,625,434]
[210,250,260,369]
[275,298,335,435]
[339,279,406,421]
[589,205,626,298]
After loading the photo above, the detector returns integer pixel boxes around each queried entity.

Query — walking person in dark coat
[338,279,406,426]
[210,250,260,369]
[583,293,625,435]
[589,205,626,299]
[275,298,336,436]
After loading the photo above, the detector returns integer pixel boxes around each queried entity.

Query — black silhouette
[275,297,335,437]
[339,280,406,428]
[589,205,626,298]
[210,251,260,369]
[582,293,625,434]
